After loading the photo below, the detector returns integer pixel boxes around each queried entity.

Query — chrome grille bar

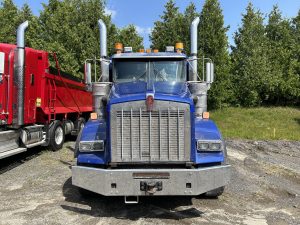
[121,108,123,159]
[159,108,161,160]
[149,110,152,160]
[177,107,180,160]
[130,108,133,160]
[168,108,170,160]
[139,108,142,160]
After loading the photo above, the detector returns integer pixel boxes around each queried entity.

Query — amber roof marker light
[175,42,184,53]
[115,43,123,54]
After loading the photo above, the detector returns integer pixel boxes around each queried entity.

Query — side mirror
[206,62,214,83]
[84,62,92,84]
[0,52,5,74]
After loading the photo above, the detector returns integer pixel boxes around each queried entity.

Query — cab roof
[111,52,187,59]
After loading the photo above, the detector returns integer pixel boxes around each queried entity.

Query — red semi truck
[0,21,93,159]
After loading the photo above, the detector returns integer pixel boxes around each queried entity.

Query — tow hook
[140,181,162,194]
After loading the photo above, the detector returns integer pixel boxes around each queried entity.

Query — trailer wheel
[204,186,225,198]
[49,120,65,151]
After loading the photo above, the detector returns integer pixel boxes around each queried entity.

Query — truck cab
[72,18,230,203]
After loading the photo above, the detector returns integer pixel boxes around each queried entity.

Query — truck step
[0,148,27,159]
[26,140,46,148]
[0,130,20,153]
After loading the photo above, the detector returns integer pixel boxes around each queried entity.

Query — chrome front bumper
[72,165,231,196]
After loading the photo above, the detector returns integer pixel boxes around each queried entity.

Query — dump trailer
[0,21,93,159]
[72,17,230,203]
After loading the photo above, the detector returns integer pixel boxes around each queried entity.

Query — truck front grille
[110,101,191,163]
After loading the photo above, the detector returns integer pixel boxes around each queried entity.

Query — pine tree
[289,10,300,104]
[0,0,19,44]
[198,0,233,108]
[37,0,120,76]
[17,4,42,49]
[116,25,144,51]
[231,3,270,106]
[150,0,184,51]
[266,5,295,104]
[182,2,199,55]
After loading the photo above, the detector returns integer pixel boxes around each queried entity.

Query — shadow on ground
[0,137,74,174]
[0,146,45,174]
[61,177,204,220]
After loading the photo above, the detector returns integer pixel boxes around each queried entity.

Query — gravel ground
[0,139,299,225]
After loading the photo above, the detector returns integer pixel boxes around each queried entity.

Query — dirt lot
[0,139,299,225]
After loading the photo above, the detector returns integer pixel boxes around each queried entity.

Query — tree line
[0,0,143,76]
[151,0,300,108]
[0,0,299,107]
[150,0,300,108]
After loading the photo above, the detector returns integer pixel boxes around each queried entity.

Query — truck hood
[109,81,193,104]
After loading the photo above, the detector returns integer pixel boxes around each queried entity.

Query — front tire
[49,120,65,151]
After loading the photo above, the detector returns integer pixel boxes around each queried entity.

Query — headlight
[197,141,222,152]
[79,140,104,152]
[210,143,221,151]
[197,142,209,151]
[80,142,92,151]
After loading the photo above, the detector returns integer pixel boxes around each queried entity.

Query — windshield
[113,59,186,83]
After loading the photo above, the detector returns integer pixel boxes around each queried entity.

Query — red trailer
[0,21,92,159]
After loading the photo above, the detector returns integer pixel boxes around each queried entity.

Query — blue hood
[109,81,193,104]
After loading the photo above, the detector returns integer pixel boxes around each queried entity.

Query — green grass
[210,107,300,141]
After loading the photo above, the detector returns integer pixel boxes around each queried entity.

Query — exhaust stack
[93,19,111,119]
[16,21,29,126]
[98,19,109,82]
[190,17,200,81]
[189,17,208,118]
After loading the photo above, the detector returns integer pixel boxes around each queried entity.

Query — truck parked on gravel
[72,17,231,203]
[0,21,93,159]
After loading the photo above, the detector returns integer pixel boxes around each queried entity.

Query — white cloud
[135,26,153,35]
[104,7,117,19]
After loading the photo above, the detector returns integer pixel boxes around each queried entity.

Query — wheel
[49,120,65,151]
[204,186,225,198]
[78,187,95,198]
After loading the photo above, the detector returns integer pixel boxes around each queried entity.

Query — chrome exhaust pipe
[189,17,208,118]
[190,17,200,81]
[98,19,109,82]
[16,21,29,126]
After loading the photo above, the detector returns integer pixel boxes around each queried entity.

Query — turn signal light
[203,112,210,119]
[90,112,98,120]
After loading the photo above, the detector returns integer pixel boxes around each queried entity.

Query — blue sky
[14,0,300,48]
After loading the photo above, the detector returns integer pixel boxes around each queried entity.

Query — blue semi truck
[72,17,231,203]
